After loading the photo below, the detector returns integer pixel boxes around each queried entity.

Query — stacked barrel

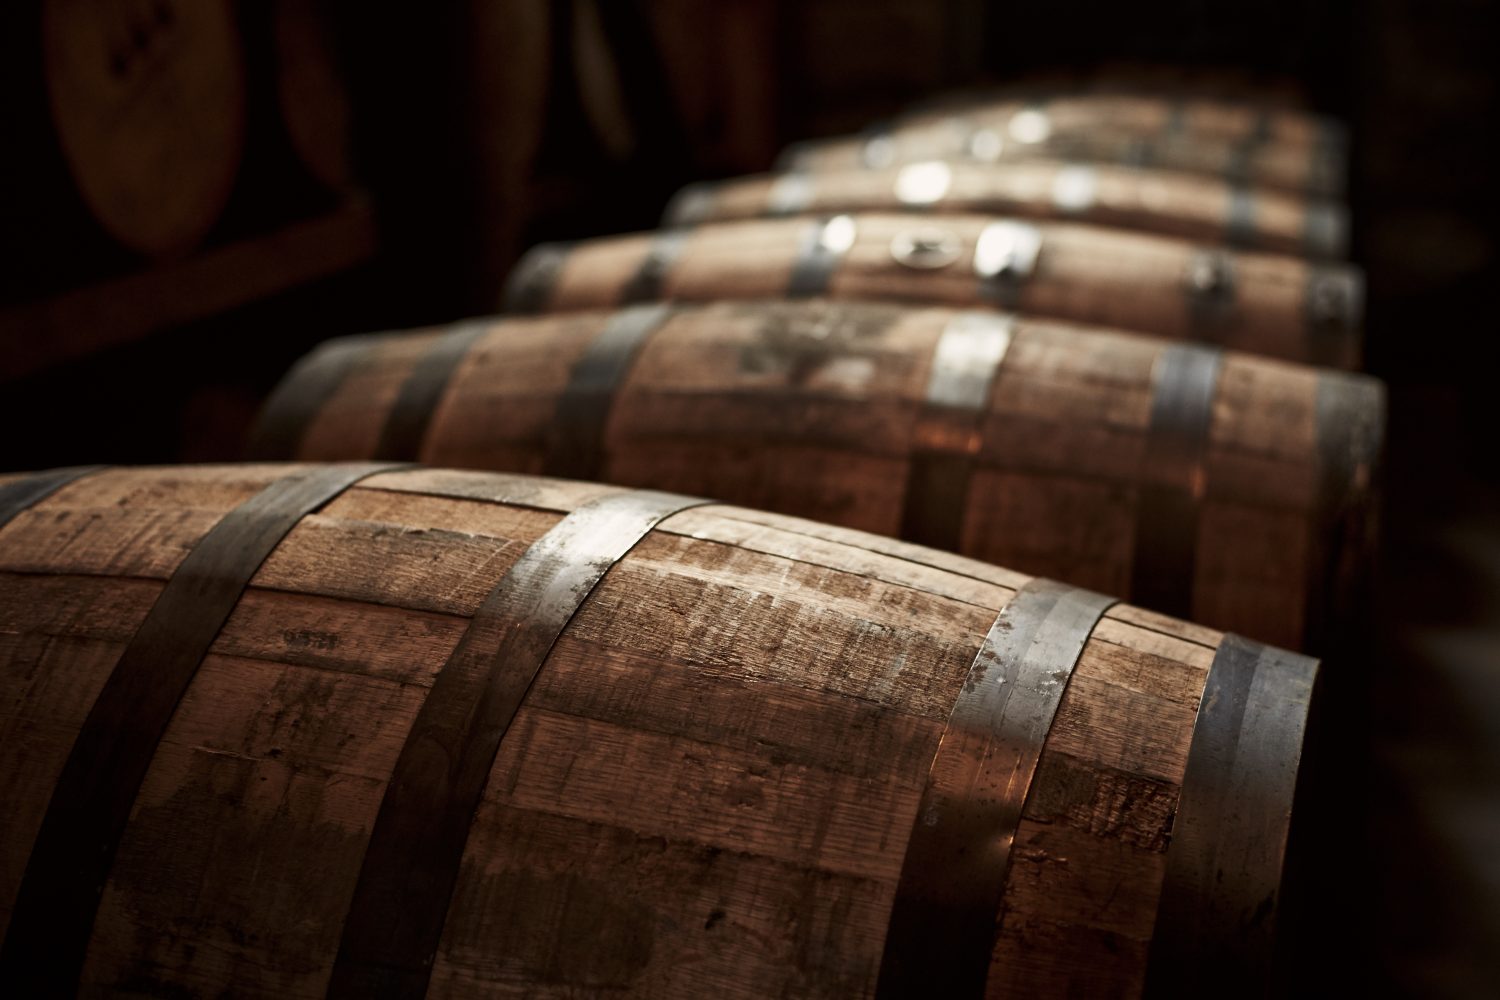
[0,84,1380,997]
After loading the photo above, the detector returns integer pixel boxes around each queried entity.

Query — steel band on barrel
[1144,634,1318,998]
[1131,343,1225,620]
[373,319,493,461]
[1225,186,1257,249]
[786,215,857,298]
[898,312,1015,552]
[502,242,575,315]
[328,488,708,999]
[544,303,676,481]
[1302,201,1348,260]
[247,333,387,459]
[0,465,108,530]
[876,578,1117,997]
[1303,372,1385,648]
[0,463,405,996]
[620,229,690,304]
[974,220,1042,310]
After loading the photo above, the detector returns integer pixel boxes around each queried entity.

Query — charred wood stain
[734,301,896,387]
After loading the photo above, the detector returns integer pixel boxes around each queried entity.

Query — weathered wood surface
[503,215,1364,369]
[251,301,1385,650]
[665,161,1346,260]
[0,464,1315,997]
[779,95,1346,198]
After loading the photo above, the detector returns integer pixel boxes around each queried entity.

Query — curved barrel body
[664,161,1346,260]
[780,96,1345,199]
[502,214,1364,369]
[251,301,1384,650]
[0,464,1315,998]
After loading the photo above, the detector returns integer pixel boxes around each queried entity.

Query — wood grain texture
[667,161,1345,259]
[256,300,1385,649]
[0,464,1315,997]
[506,215,1363,368]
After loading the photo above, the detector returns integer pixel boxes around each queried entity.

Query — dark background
[1,1,1497,996]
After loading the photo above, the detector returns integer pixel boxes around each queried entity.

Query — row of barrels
[0,83,1375,996]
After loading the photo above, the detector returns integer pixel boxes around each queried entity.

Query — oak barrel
[779,100,1345,199]
[664,161,1346,260]
[272,0,353,192]
[897,92,1345,153]
[42,0,247,256]
[0,464,1316,997]
[249,301,1384,651]
[501,214,1365,368]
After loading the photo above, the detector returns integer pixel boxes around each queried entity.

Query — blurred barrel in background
[41,0,247,257]
[781,92,1346,199]
[665,160,1347,259]
[249,300,1384,650]
[900,91,1345,151]
[271,0,354,193]
[502,215,1365,368]
[0,463,1316,997]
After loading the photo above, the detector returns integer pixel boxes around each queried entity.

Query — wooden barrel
[248,300,1384,651]
[501,215,1365,368]
[0,463,1317,998]
[897,93,1345,152]
[42,0,247,256]
[779,110,1344,200]
[663,161,1347,260]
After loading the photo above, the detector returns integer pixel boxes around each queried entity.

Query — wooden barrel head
[43,0,246,256]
